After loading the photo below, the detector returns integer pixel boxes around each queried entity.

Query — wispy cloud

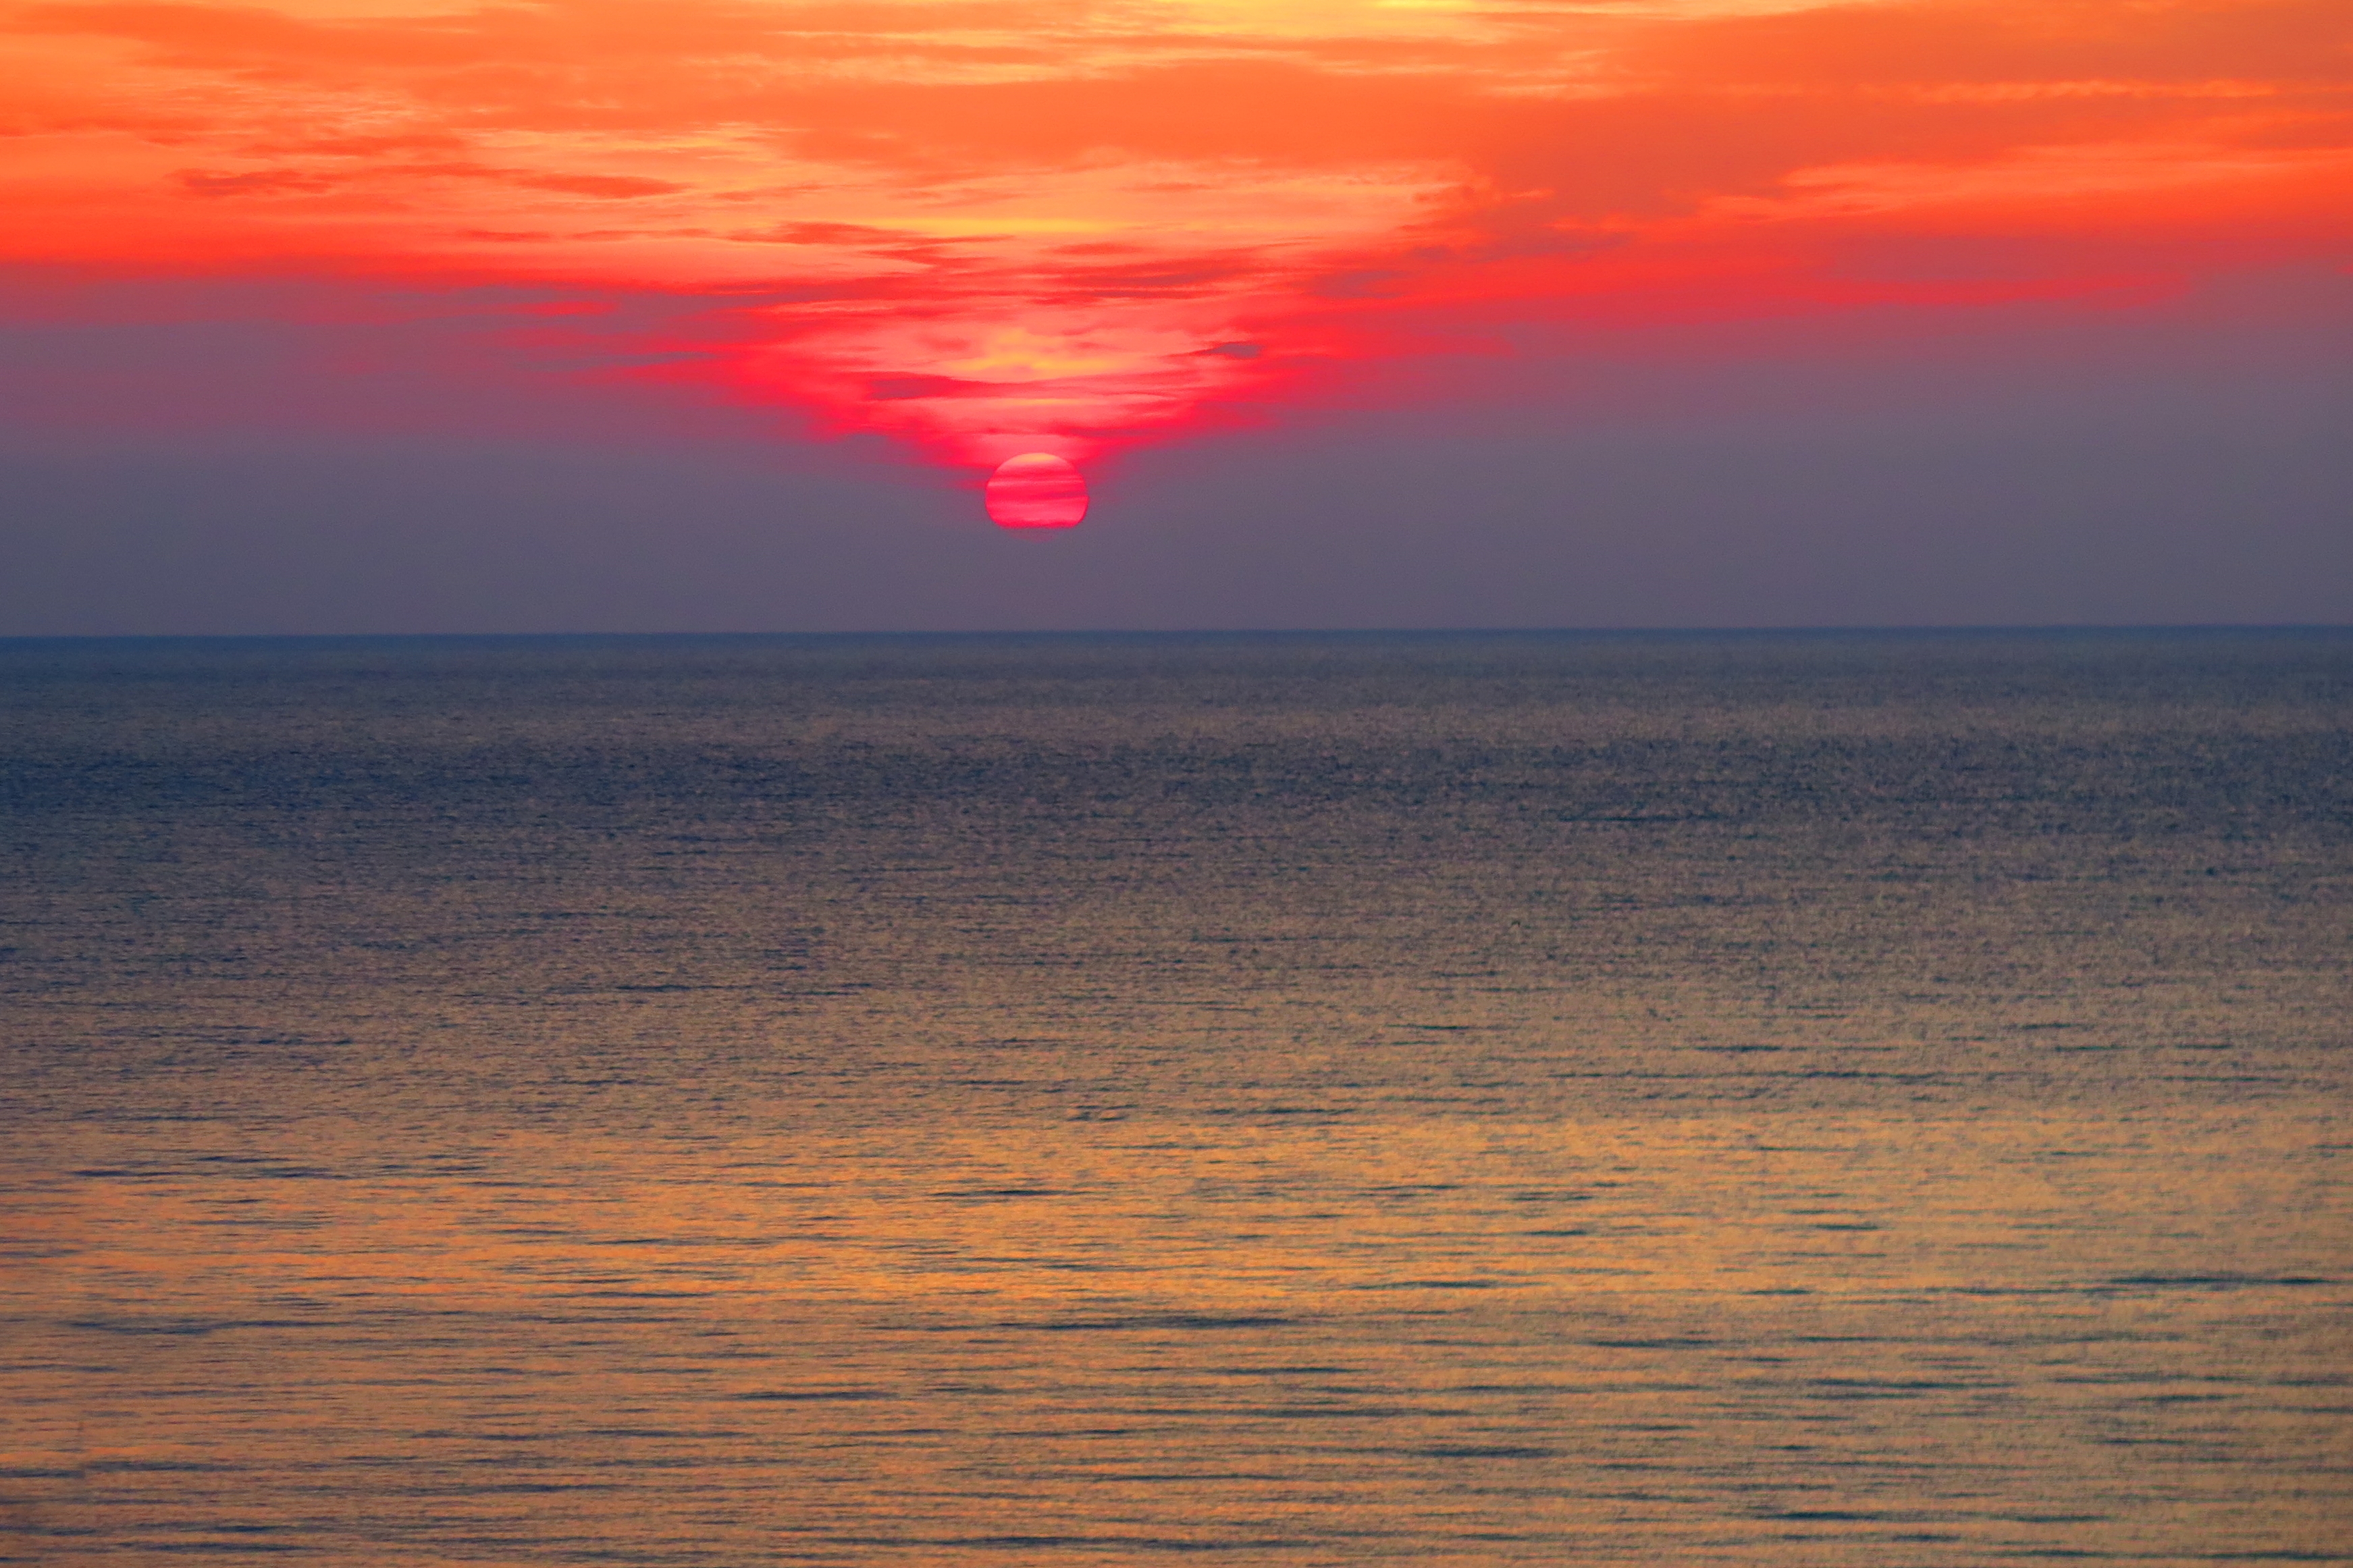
[3,0,2346,466]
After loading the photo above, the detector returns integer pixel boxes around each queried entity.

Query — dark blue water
[5,630,2348,1564]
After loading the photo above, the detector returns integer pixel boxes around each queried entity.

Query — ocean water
[2,630,2348,1567]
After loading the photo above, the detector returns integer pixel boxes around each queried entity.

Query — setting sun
[985,452,1090,529]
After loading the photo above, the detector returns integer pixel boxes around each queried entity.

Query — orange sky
[3,0,2347,470]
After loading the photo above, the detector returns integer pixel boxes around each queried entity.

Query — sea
[3,629,2347,1566]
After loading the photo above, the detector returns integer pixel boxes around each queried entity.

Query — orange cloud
[1,0,2346,469]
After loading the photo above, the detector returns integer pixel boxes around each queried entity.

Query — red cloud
[2,0,2346,470]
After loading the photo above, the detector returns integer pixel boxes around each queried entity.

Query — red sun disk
[986,453,1089,529]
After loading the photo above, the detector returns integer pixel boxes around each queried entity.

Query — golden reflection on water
[5,632,2350,1563]
[20,1106,2348,1563]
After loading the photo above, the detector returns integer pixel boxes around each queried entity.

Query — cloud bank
[3,0,2346,477]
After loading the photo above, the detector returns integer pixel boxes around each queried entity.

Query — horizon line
[5,623,2350,646]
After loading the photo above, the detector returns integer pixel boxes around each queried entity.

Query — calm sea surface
[3,630,2348,1566]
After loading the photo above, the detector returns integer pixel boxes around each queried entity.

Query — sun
[984,453,1090,530]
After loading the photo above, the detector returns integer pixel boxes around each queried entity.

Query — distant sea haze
[5,629,2348,1565]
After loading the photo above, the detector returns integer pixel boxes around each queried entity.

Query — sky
[0,0,2348,632]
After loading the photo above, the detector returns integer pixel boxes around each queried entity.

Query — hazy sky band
[6,0,2347,471]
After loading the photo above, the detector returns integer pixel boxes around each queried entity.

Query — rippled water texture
[4,631,2348,1565]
